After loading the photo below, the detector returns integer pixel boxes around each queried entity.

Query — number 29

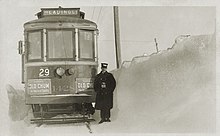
[39,68,50,77]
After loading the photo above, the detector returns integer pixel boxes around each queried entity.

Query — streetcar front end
[18,7,99,118]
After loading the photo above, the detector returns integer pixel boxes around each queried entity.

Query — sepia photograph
[0,0,218,135]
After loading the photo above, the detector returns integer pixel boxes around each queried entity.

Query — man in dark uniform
[94,63,116,124]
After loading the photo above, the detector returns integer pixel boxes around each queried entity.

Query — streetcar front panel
[20,8,99,105]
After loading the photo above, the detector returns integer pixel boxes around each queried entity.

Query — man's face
[101,68,107,72]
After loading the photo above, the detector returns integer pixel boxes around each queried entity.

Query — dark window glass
[48,30,74,59]
[79,30,94,59]
[28,31,42,60]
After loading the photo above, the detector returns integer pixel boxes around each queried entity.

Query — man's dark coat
[94,71,116,110]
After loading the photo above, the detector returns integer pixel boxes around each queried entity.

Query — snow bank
[1,34,216,134]
[108,34,216,133]
[6,84,31,121]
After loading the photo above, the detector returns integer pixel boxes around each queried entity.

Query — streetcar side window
[47,30,75,60]
[27,31,43,60]
[79,30,94,60]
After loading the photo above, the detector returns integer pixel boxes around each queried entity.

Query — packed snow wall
[3,34,215,134]
[112,34,215,133]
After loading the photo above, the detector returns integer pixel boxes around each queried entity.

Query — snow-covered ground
[0,34,216,135]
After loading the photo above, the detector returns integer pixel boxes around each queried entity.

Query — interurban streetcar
[18,7,98,123]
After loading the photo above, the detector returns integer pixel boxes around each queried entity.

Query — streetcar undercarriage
[30,103,95,130]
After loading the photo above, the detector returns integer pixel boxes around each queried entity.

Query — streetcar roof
[24,16,96,26]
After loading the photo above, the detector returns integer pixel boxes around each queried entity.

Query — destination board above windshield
[37,7,84,18]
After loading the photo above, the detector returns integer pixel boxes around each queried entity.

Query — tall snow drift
[108,34,216,133]
[3,34,215,134]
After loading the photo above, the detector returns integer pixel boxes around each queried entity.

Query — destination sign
[28,79,51,95]
[41,8,80,17]
[76,78,94,92]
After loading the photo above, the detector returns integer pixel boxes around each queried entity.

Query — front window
[79,30,94,60]
[47,30,75,59]
[28,31,42,60]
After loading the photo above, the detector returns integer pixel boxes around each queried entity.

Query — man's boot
[105,118,111,122]
[98,119,105,124]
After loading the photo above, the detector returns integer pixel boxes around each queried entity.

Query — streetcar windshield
[28,31,42,60]
[47,30,75,59]
[79,30,94,60]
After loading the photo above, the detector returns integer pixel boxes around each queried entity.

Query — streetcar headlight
[67,67,75,75]
[56,67,65,76]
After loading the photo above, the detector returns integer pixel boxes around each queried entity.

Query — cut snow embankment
[2,34,216,134]
[94,34,216,133]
